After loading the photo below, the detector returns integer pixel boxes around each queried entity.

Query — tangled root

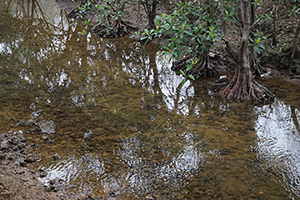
[172,54,218,79]
[213,74,274,103]
[92,20,137,38]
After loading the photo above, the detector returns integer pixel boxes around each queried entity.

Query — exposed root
[213,74,274,103]
[67,1,87,19]
[172,53,218,79]
[92,20,136,38]
[251,56,266,77]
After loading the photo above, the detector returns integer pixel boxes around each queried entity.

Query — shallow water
[1,0,300,199]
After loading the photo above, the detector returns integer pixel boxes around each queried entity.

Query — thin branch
[237,0,245,30]
[250,5,273,30]
[219,0,238,61]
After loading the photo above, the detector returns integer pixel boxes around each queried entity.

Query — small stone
[12,145,19,151]
[19,160,27,167]
[50,177,62,185]
[44,185,51,192]
[52,153,61,160]
[25,157,36,163]
[15,169,25,174]
[20,177,29,182]
[17,142,26,149]
[38,120,56,134]
[0,191,13,199]
[10,136,18,145]
[0,139,9,150]
[30,103,36,110]
[53,186,60,192]
[42,134,48,140]
[83,130,93,142]
[10,134,26,145]
[17,120,27,126]
[0,154,6,159]
[1,160,10,165]
[28,182,37,186]
[50,185,56,190]
[47,140,54,144]
[39,171,47,177]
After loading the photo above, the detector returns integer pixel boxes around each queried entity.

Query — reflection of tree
[2,0,67,68]
[291,105,300,133]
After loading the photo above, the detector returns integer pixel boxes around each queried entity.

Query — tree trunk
[291,20,300,59]
[215,0,274,103]
[147,0,157,29]
[142,0,159,30]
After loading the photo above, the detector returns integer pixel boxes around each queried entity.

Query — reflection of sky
[255,99,300,197]
[40,154,106,194]
[156,52,194,115]
[117,132,206,195]
[40,130,206,197]
[37,0,69,32]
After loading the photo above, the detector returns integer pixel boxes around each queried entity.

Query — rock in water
[52,153,61,160]
[83,130,93,142]
[38,120,56,134]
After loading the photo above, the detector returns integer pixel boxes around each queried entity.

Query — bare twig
[219,0,238,62]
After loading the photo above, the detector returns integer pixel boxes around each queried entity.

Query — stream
[1,0,300,199]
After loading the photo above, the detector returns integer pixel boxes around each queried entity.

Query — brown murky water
[1,0,300,199]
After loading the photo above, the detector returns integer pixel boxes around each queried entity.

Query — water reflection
[255,99,300,197]
[1,0,300,199]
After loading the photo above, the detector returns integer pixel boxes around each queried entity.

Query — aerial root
[172,54,218,79]
[91,20,130,38]
[213,74,275,103]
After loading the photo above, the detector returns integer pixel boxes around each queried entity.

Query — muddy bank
[0,130,68,200]
[0,126,118,200]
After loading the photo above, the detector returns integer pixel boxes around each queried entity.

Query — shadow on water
[1,0,300,199]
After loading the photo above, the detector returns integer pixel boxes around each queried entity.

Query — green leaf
[162,13,166,18]
[255,37,261,44]
[163,46,170,51]
[162,51,170,56]
[181,23,186,31]
[254,46,260,54]
[258,43,265,49]
[186,65,193,71]
[179,69,186,76]
[181,78,186,85]
[188,75,195,80]
[184,30,194,37]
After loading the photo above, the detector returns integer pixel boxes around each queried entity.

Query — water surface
[1,1,300,199]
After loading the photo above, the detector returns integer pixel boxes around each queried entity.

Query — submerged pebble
[38,120,56,134]
[52,153,61,160]
[83,130,93,142]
